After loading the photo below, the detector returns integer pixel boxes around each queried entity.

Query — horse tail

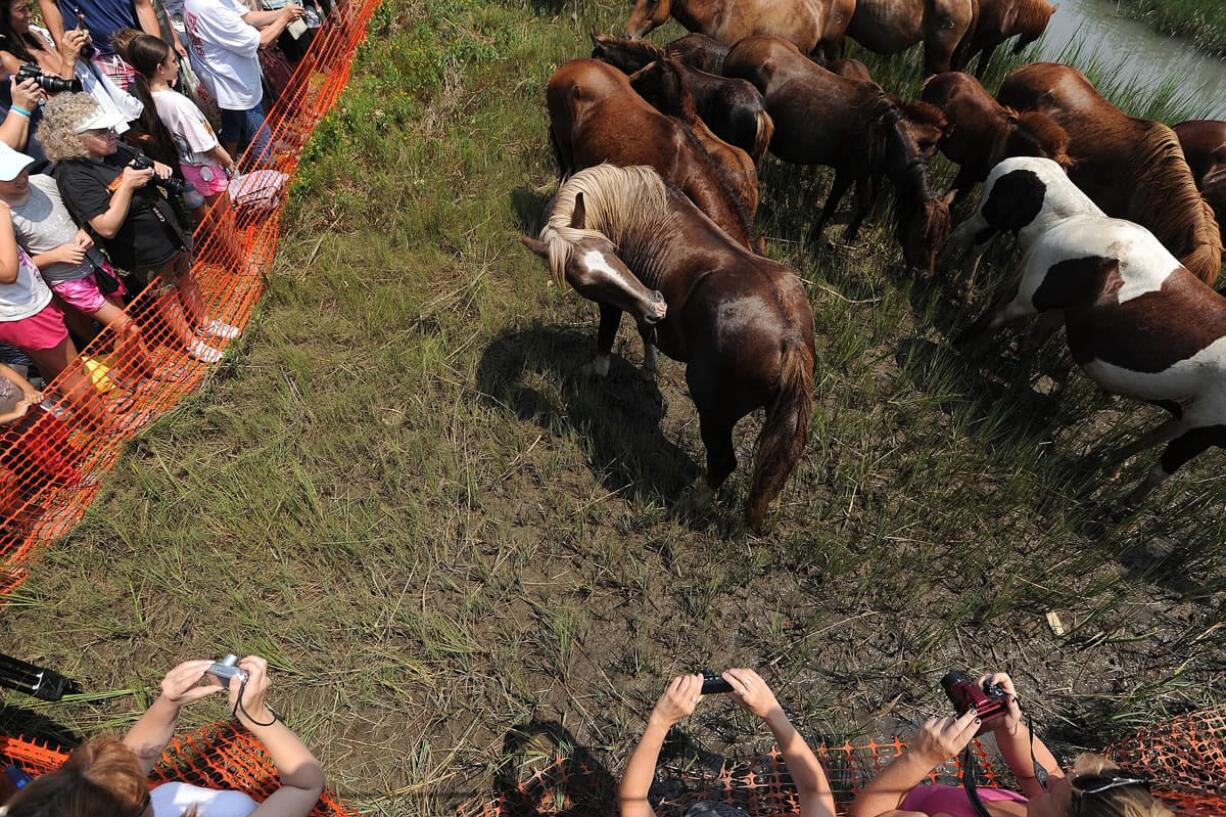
[745,337,814,530]
[752,105,774,165]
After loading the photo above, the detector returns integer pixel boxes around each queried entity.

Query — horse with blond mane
[998,63,1222,286]
[520,165,816,530]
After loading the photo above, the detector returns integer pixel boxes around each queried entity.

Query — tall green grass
[1116,0,1226,57]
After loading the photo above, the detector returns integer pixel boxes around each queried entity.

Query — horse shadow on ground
[476,324,702,507]
[490,720,616,817]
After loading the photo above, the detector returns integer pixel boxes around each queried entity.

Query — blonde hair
[38,93,102,163]
[1068,754,1174,817]
[4,738,147,817]
[538,164,671,285]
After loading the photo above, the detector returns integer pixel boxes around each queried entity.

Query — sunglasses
[1071,772,1152,795]
[131,789,151,817]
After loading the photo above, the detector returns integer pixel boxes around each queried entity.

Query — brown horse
[1174,119,1226,249]
[590,34,775,163]
[521,165,816,530]
[998,63,1223,286]
[547,59,756,250]
[846,0,977,75]
[627,58,761,226]
[623,0,856,61]
[725,36,954,272]
[963,0,1058,77]
[921,71,1070,201]
[825,57,872,81]
[663,33,730,73]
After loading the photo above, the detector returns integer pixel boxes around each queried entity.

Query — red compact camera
[940,671,1010,736]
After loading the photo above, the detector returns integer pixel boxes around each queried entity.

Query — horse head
[879,105,953,274]
[1015,0,1059,51]
[521,191,667,325]
[624,0,672,40]
[896,98,948,160]
[590,32,662,73]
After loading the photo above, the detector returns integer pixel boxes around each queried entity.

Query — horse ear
[520,235,548,258]
[570,192,587,229]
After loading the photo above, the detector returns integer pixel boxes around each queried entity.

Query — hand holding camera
[157,659,227,707]
[58,28,90,64]
[650,673,704,728]
[941,670,1011,736]
[223,655,277,728]
[909,709,981,767]
[121,165,155,190]
[9,77,46,111]
[722,667,784,720]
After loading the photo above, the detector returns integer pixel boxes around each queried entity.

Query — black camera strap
[961,703,1048,817]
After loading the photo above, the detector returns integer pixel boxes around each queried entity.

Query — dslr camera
[15,63,82,94]
[130,152,205,208]
[207,654,249,686]
[940,670,1010,736]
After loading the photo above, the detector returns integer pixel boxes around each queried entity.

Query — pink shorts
[181,162,230,197]
[0,300,69,351]
[51,275,124,314]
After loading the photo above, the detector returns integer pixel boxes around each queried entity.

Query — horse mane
[1131,123,1224,285]
[593,33,663,71]
[677,115,756,244]
[898,99,948,133]
[1012,110,1072,167]
[1014,0,1057,38]
[539,164,671,286]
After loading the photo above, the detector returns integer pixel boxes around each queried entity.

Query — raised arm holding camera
[4,654,326,817]
[620,669,836,817]
[848,672,1171,817]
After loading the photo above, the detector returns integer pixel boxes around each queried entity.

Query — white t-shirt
[182,0,264,111]
[0,247,53,322]
[150,782,260,817]
[152,89,222,166]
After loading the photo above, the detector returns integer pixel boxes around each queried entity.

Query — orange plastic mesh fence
[0,0,382,597]
[1105,705,1226,816]
[461,711,1226,817]
[0,720,356,816]
[459,738,1009,817]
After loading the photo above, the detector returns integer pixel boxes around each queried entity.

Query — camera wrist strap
[230,678,280,727]
[960,746,995,817]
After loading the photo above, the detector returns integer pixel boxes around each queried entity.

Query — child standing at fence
[123,32,234,204]
[0,143,157,383]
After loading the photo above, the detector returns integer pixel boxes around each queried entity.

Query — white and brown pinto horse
[954,158,1226,505]
[521,165,816,530]
[623,0,856,61]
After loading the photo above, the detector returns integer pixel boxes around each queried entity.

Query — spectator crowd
[0,0,325,512]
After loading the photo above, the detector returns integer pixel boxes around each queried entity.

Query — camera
[130,152,204,208]
[130,152,187,196]
[15,63,82,94]
[700,670,733,695]
[207,654,249,685]
[940,671,1010,736]
[74,7,95,58]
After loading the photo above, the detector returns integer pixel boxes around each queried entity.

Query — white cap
[72,106,125,133]
[0,143,34,181]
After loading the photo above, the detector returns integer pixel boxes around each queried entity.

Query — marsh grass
[0,2,1223,815]
[1115,0,1226,57]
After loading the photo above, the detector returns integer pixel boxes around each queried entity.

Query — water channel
[1037,0,1226,118]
